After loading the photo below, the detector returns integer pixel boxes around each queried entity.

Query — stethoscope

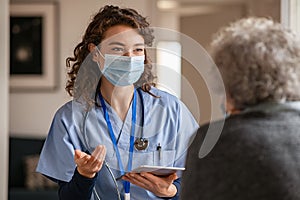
[133,89,149,151]
[81,86,148,200]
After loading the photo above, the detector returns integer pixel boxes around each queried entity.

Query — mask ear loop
[95,45,105,70]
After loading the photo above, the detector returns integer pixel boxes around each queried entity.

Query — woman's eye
[135,48,144,52]
[112,47,124,52]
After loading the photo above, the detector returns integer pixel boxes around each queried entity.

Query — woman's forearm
[58,168,97,200]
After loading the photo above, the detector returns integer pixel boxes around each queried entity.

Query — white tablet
[116,165,185,180]
[131,165,185,176]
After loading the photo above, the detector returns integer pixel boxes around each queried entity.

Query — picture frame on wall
[10,3,57,91]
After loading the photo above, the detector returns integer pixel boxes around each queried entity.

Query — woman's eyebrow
[108,42,125,46]
[108,41,144,46]
[134,43,145,47]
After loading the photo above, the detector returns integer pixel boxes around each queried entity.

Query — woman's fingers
[74,149,84,159]
[74,150,90,165]
[91,145,106,162]
[122,172,178,197]
[89,145,106,170]
[123,173,152,188]
[74,145,106,178]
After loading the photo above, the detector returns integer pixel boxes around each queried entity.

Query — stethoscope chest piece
[134,138,149,151]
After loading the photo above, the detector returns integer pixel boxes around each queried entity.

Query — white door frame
[0,0,9,199]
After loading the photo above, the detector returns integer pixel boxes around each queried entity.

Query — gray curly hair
[210,17,300,110]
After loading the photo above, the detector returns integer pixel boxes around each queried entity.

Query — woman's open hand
[123,172,178,198]
[74,145,106,178]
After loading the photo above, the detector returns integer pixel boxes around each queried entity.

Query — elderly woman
[181,17,300,200]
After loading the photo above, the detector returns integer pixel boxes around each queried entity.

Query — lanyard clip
[124,193,130,200]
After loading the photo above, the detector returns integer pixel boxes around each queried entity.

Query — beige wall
[179,1,280,124]
[247,0,281,21]
[180,3,246,124]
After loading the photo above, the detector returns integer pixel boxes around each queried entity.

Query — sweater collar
[242,101,300,114]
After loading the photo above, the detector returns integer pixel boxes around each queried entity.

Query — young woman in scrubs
[37,5,198,200]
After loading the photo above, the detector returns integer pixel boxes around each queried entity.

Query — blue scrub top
[37,87,199,200]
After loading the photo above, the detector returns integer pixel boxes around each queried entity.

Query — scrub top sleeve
[36,108,79,182]
[174,101,199,170]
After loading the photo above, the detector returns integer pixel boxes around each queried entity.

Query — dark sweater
[181,103,300,200]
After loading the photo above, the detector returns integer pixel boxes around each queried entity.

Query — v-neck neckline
[100,96,133,135]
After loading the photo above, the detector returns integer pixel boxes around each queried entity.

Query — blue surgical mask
[99,53,145,86]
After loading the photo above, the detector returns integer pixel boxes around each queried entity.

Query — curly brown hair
[66,5,156,102]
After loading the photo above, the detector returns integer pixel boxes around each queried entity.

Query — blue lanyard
[99,89,137,194]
